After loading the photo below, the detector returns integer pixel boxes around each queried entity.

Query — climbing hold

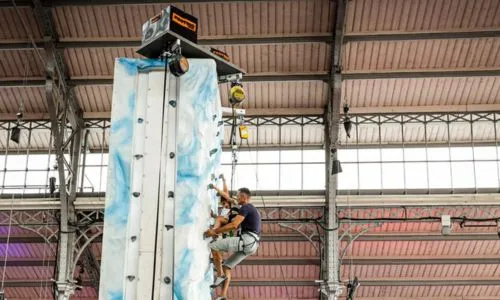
[169,100,177,107]
[209,148,218,156]
[137,118,144,123]
[168,191,174,198]
[169,152,175,158]
[132,192,140,197]
[127,275,135,281]
[164,277,171,284]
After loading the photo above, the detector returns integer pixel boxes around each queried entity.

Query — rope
[0,17,31,292]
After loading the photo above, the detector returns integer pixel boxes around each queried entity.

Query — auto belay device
[137,5,244,80]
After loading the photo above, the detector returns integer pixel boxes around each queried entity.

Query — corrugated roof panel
[356,285,500,298]
[65,44,330,77]
[220,81,329,109]
[344,38,500,71]
[216,43,331,74]
[233,265,320,280]
[0,128,52,152]
[346,0,500,33]
[0,243,56,259]
[75,85,112,112]
[343,77,500,108]
[0,87,47,114]
[228,286,320,299]
[341,264,500,280]
[52,1,334,40]
[4,266,53,280]
[0,50,45,79]
[0,8,43,41]
[347,240,500,257]
[64,48,140,77]
[254,241,318,258]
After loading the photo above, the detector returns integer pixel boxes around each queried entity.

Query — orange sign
[172,12,197,32]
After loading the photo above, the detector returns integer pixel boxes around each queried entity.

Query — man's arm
[213,215,244,234]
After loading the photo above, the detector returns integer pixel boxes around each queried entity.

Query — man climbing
[205,187,261,300]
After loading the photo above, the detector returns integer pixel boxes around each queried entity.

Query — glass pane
[256,164,279,190]
[358,149,381,162]
[338,163,358,190]
[427,148,450,161]
[280,150,302,163]
[279,164,302,190]
[428,162,452,188]
[6,155,26,170]
[475,162,499,188]
[26,171,48,186]
[450,147,473,161]
[235,151,257,164]
[84,153,109,166]
[233,165,257,191]
[404,148,426,162]
[28,154,50,170]
[473,146,497,160]
[99,167,108,192]
[83,167,102,193]
[382,163,404,189]
[221,151,232,165]
[451,162,475,188]
[215,165,233,192]
[338,149,358,163]
[257,151,279,163]
[303,164,325,190]
[303,150,325,163]
[358,163,381,189]
[381,149,403,162]
[3,170,26,186]
[404,162,428,189]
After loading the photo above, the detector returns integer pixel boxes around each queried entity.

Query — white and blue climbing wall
[99,57,222,300]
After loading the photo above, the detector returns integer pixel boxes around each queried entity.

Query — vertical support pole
[322,0,346,299]
[33,1,85,298]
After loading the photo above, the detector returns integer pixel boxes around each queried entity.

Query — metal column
[322,0,346,299]
[33,0,86,298]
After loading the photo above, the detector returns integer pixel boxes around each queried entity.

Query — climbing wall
[99,58,222,300]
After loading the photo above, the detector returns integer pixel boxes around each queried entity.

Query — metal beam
[343,257,500,265]
[43,0,301,5]
[3,278,500,288]
[342,69,500,80]
[359,279,500,286]
[344,30,500,42]
[0,34,332,50]
[0,233,319,243]
[4,256,500,268]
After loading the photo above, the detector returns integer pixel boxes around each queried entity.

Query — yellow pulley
[230,83,246,105]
